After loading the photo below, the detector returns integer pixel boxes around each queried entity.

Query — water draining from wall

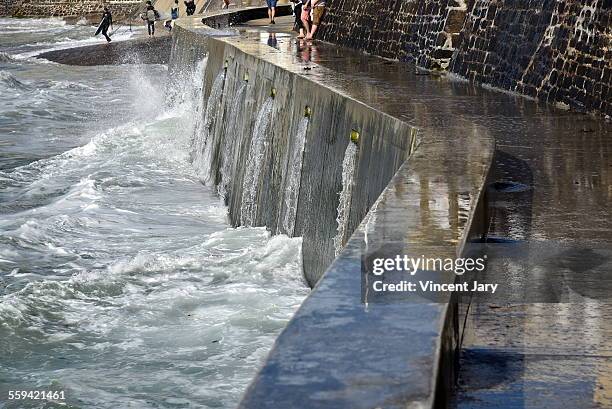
[282,116,309,235]
[334,142,358,256]
[192,69,225,183]
[185,58,208,152]
[241,96,274,226]
[218,81,247,200]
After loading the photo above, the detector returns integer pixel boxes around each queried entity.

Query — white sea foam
[0,23,307,409]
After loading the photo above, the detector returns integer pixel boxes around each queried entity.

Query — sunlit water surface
[0,18,307,409]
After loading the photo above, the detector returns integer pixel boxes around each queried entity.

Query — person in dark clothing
[142,2,159,37]
[290,0,305,38]
[97,6,113,42]
[184,0,196,16]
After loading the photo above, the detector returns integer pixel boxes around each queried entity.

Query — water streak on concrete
[334,141,358,256]
[219,81,247,200]
[282,116,309,236]
[192,68,225,183]
[240,96,274,226]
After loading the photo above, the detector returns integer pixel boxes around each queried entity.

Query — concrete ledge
[201,4,291,28]
[172,8,494,408]
[37,36,172,66]
[237,137,493,408]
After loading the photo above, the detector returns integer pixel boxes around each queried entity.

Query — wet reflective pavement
[237,15,612,408]
[181,12,612,408]
[453,109,612,405]
[235,18,612,408]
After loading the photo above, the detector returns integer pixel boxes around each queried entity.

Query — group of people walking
[98,0,326,43]
[290,0,326,40]
[139,0,194,35]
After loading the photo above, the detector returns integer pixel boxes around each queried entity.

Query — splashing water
[218,81,247,201]
[334,142,358,255]
[0,21,307,409]
[241,97,274,226]
[192,69,226,184]
[166,57,207,112]
[282,117,309,235]
[0,70,30,90]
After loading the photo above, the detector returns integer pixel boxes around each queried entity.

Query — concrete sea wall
[182,28,417,286]
[38,36,172,65]
[170,8,494,405]
[319,0,611,116]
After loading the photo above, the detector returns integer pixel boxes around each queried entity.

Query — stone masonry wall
[319,0,611,116]
[319,0,471,69]
[4,0,140,18]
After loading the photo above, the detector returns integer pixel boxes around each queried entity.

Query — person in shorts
[266,0,277,24]
[306,0,325,39]
[300,0,311,37]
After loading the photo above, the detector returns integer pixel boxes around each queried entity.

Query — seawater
[0,18,307,409]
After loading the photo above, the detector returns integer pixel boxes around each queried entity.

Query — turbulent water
[0,18,307,409]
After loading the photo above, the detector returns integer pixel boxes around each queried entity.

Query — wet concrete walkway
[233,14,612,408]
[451,99,612,407]
[178,9,612,407]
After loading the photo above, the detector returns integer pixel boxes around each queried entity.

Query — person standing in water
[96,6,113,43]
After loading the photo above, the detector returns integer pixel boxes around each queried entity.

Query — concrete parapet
[172,6,494,406]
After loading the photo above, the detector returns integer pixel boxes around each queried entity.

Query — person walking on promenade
[306,0,325,39]
[171,0,179,20]
[142,1,159,37]
[165,0,179,32]
[300,0,311,37]
[95,6,113,43]
[266,0,277,24]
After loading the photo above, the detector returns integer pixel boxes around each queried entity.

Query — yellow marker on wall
[350,129,360,144]
[304,106,312,118]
